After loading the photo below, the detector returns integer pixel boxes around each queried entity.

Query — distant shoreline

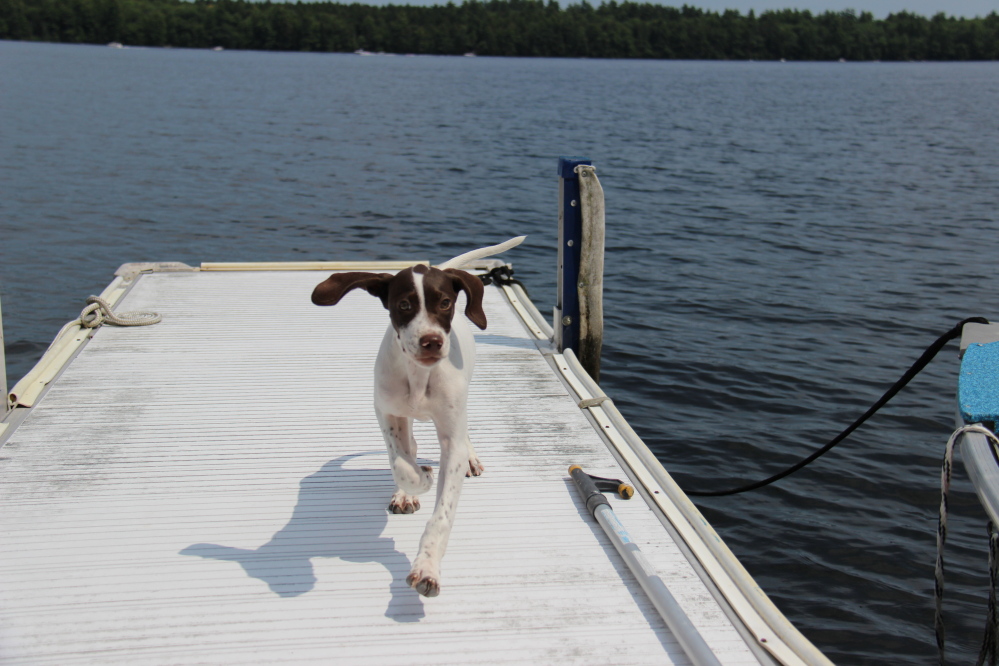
[2,0,997,61]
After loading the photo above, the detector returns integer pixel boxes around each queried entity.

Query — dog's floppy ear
[312,272,394,307]
[444,268,487,330]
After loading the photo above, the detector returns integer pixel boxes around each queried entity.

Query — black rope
[685,317,990,497]
[479,265,532,299]
[982,521,999,665]
[977,522,999,666]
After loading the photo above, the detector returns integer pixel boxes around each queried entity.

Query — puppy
[311,236,524,596]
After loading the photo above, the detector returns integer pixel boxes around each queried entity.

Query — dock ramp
[0,262,828,665]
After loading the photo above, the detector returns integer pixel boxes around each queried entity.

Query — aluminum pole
[570,465,722,666]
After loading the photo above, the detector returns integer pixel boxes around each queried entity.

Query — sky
[336,0,998,18]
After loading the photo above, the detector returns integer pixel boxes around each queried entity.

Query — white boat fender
[569,465,722,666]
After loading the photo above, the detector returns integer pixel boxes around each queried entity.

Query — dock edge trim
[495,282,832,666]
[4,260,509,414]
[6,276,133,411]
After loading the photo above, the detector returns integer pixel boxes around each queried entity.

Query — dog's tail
[437,236,526,270]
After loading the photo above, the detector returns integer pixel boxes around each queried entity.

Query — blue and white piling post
[555,156,604,381]
[556,156,589,356]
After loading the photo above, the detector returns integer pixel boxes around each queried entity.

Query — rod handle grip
[569,465,611,518]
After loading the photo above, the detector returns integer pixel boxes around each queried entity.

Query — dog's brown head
[312,265,486,365]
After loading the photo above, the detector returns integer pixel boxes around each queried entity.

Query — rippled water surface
[3,40,999,664]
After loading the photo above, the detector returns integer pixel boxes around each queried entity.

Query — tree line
[2,0,997,61]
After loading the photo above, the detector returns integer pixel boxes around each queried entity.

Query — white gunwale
[961,431,999,526]
[957,323,999,527]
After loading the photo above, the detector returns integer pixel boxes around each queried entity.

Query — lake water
[3,39,999,664]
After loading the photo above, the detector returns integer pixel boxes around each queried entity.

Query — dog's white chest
[373,325,473,421]
[379,376,432,420]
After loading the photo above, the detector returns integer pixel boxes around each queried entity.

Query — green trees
[1,0,996,60]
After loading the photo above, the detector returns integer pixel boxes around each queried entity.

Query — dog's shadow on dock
[180,453,425,622]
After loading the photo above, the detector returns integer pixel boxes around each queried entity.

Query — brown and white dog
[311,236,525,597]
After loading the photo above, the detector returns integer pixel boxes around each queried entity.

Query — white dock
[0,262,827,665]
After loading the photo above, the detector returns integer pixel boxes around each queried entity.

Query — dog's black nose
[420,334,444,352]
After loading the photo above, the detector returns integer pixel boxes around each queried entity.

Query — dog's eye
[399,300,411,311]
[440,298,451,310]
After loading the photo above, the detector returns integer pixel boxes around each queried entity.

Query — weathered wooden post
[555,156,605,382]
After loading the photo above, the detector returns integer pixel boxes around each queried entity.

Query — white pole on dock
[570,465,723,666]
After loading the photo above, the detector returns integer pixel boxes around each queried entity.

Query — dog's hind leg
[377,410,433,513]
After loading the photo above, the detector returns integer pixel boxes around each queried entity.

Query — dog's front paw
[466,456,484,477]
[388,491,421,514]
[407,566,440,597]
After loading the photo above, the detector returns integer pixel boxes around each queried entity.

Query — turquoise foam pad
[960,341,999,429]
